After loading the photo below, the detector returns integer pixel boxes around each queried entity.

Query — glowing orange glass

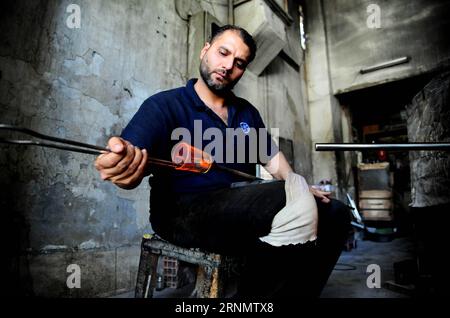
[171,142,213,174]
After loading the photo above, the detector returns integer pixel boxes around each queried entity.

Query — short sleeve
[253,109,279,165]
[120,98,169,152]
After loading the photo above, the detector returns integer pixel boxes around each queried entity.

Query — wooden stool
[135,234,231,298]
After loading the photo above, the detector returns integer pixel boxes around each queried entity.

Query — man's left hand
[309,186,331,203]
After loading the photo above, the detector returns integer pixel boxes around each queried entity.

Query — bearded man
[95,25,350,298]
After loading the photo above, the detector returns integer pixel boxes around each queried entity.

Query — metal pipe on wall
[360,56,411,74]
[228,0,234,24]
[315,143,450,151]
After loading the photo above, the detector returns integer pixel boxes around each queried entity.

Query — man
[95,25,350,297]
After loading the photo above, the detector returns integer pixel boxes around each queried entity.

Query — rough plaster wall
[307,0,450,198]
[0,0,311,296]
[0,0,187,296]
[323,0,450,94]
[406,71,450,207]
[304,0,338,186]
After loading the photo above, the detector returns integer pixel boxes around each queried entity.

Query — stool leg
[211,255,227,298]
[191,265,223,298]
[135,245,159,298]
[191,265,211,298]
[145,254,159,298]
[209,267,221,298]
[135,243,151,298]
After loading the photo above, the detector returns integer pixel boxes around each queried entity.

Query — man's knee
[317,198,352,233]
[330,199,352,225]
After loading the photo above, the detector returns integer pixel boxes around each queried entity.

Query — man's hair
[209,24,257,64]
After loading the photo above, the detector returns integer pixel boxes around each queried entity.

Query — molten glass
[171,142,213,174]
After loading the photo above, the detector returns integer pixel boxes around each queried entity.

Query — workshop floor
[113,235,415,299]
[320,235,415,298]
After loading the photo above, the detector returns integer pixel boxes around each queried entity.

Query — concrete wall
[234,0,313,180]
[0,0,188,297]
[0,0,312,296]
[304,0,450,199]
[323,0,450,94]
[304,0,339,190]
[234,55,314,180]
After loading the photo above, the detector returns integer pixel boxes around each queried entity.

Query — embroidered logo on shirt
[240,122,250,134]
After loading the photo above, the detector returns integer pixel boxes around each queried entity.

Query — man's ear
[199,42,211,60]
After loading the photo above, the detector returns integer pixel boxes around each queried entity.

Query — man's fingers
[112,149,148,188]
[112,147,144,182]
[99,143,136,179]
[115,142,136,172]
[108,137,126,153]
[137,149,148,175]
[95,137,148,189]
[95,152,124,171]
[95,137,128,170]
[321,196,331,203]
[309,187,332,204]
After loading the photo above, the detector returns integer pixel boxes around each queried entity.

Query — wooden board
[361,209,393,221]
[360,198,393,210]
[357,162,389,170]
[360,190,392,199]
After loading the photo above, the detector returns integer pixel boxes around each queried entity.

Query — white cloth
[259,172,318,246]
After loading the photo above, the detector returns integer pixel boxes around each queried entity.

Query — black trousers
[150,180,351,297]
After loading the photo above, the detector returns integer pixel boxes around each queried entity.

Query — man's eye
[219,50,227,56]
[236,62,245,69]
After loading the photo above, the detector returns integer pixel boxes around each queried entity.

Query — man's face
[199,30,251,95]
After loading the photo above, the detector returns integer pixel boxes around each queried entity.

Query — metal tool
[0,124,260,181]
[315,143,450,151]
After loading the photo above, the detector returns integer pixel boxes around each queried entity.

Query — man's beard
[199,56,240,95]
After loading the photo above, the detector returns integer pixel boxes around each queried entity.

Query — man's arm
[264,151,331,203]
[95,137,149,190]
[264,152,292,181]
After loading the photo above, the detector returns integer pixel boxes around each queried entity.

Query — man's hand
[309,185,331,203]
[94,137,148,189]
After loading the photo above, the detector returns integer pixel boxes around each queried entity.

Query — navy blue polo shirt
[121,78,278,193]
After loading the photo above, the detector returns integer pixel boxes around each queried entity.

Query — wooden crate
[358,165,394,222]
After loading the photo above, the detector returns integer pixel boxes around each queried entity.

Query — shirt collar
[186,79,207,110]
[185,78,240,110]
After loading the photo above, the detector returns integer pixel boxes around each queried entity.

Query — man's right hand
[94,137,148,189]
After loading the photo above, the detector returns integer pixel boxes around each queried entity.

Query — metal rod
[214,163,262,181]
[0,138,185,168]
[148,158,181,169]
[1,138,259,180]
[0,138,106,156]
[0,140,258,180]
[0,124,108,152]
[360,56,410,74]
[315,143,450,151]
[0,124,260,180]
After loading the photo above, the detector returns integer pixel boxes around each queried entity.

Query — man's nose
[222,57,234,72]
